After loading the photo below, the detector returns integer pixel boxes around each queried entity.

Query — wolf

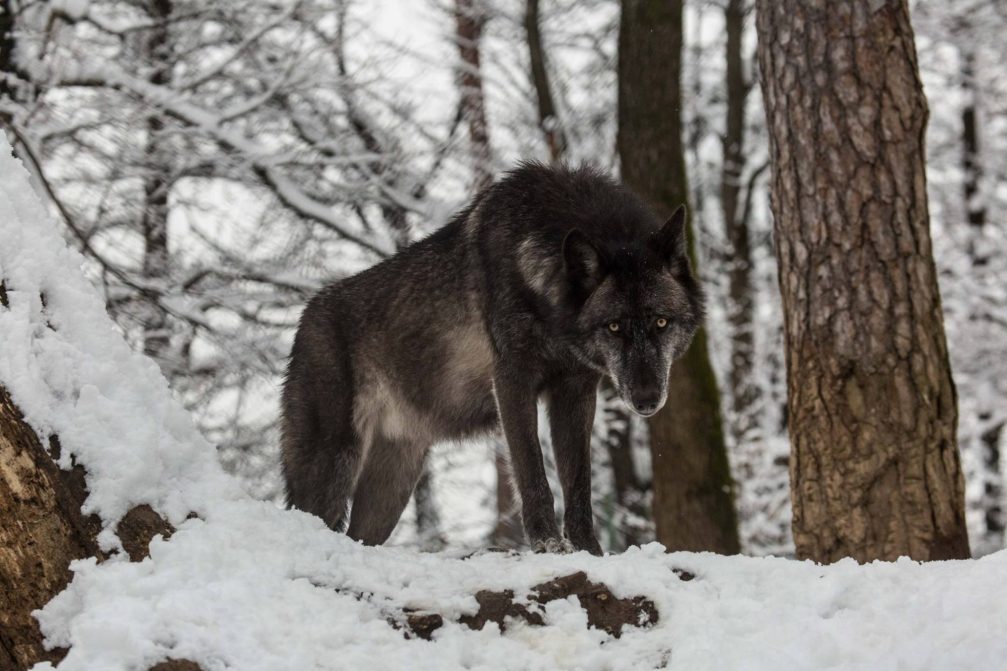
[281,162,703,554]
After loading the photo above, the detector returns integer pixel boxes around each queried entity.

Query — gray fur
[281,162,703,554]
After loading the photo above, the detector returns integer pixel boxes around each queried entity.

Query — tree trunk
[756,0,970,562]
[454,0,493,192]
[0,381,99,669]
[140,0,173,363]
[617,0,740,554]
[524,0,567,163]
[721,0,759,450]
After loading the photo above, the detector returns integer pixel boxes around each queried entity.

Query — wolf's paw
[571,535,603,556]
[532,537,576,554]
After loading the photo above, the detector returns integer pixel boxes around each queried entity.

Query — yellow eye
[656,317,668,329]
[608,321,621,333]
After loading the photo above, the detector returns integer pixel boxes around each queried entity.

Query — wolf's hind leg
[346,436,429,545]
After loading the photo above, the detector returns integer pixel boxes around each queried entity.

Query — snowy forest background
[1,0,1004,557]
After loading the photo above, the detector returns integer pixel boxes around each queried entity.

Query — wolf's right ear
[653,205,688,265]
[563,229,605,295]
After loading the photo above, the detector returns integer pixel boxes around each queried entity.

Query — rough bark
[617,0,740,554]
[0,387,99,669]
[721,0,759,449]
[756,0,970,562]
[524,0,567,162]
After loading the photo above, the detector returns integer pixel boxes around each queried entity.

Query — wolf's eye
[608,321,621,333]
[656,317,668,329]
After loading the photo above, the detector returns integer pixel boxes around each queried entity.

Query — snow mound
[3,134,1007,670]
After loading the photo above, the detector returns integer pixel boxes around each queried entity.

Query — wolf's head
[562,206,702,417]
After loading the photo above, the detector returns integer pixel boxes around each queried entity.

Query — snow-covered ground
[3,134,1007,671]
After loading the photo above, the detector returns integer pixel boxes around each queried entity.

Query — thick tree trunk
[617,0,740,554]
[756,0,970,562]
[721,0,759,450]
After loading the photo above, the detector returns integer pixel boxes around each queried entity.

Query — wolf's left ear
[652,205,688,265]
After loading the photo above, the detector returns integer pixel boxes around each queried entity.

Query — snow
[3,132,1007,669]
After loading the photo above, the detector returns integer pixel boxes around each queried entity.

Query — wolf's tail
[280,301,360,532]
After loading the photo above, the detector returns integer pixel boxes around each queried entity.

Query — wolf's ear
[563,229,605,295]
[652,205,688,266]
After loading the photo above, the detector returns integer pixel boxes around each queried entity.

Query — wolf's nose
[632,393,661,416]
[634,400,659,415]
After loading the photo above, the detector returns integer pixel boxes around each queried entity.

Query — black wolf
[281,162,702,554]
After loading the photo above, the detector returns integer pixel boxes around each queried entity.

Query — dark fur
[281,162,703,554]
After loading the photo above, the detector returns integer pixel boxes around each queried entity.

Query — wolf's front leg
[546,373,603,555]
[493,365,565,550]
